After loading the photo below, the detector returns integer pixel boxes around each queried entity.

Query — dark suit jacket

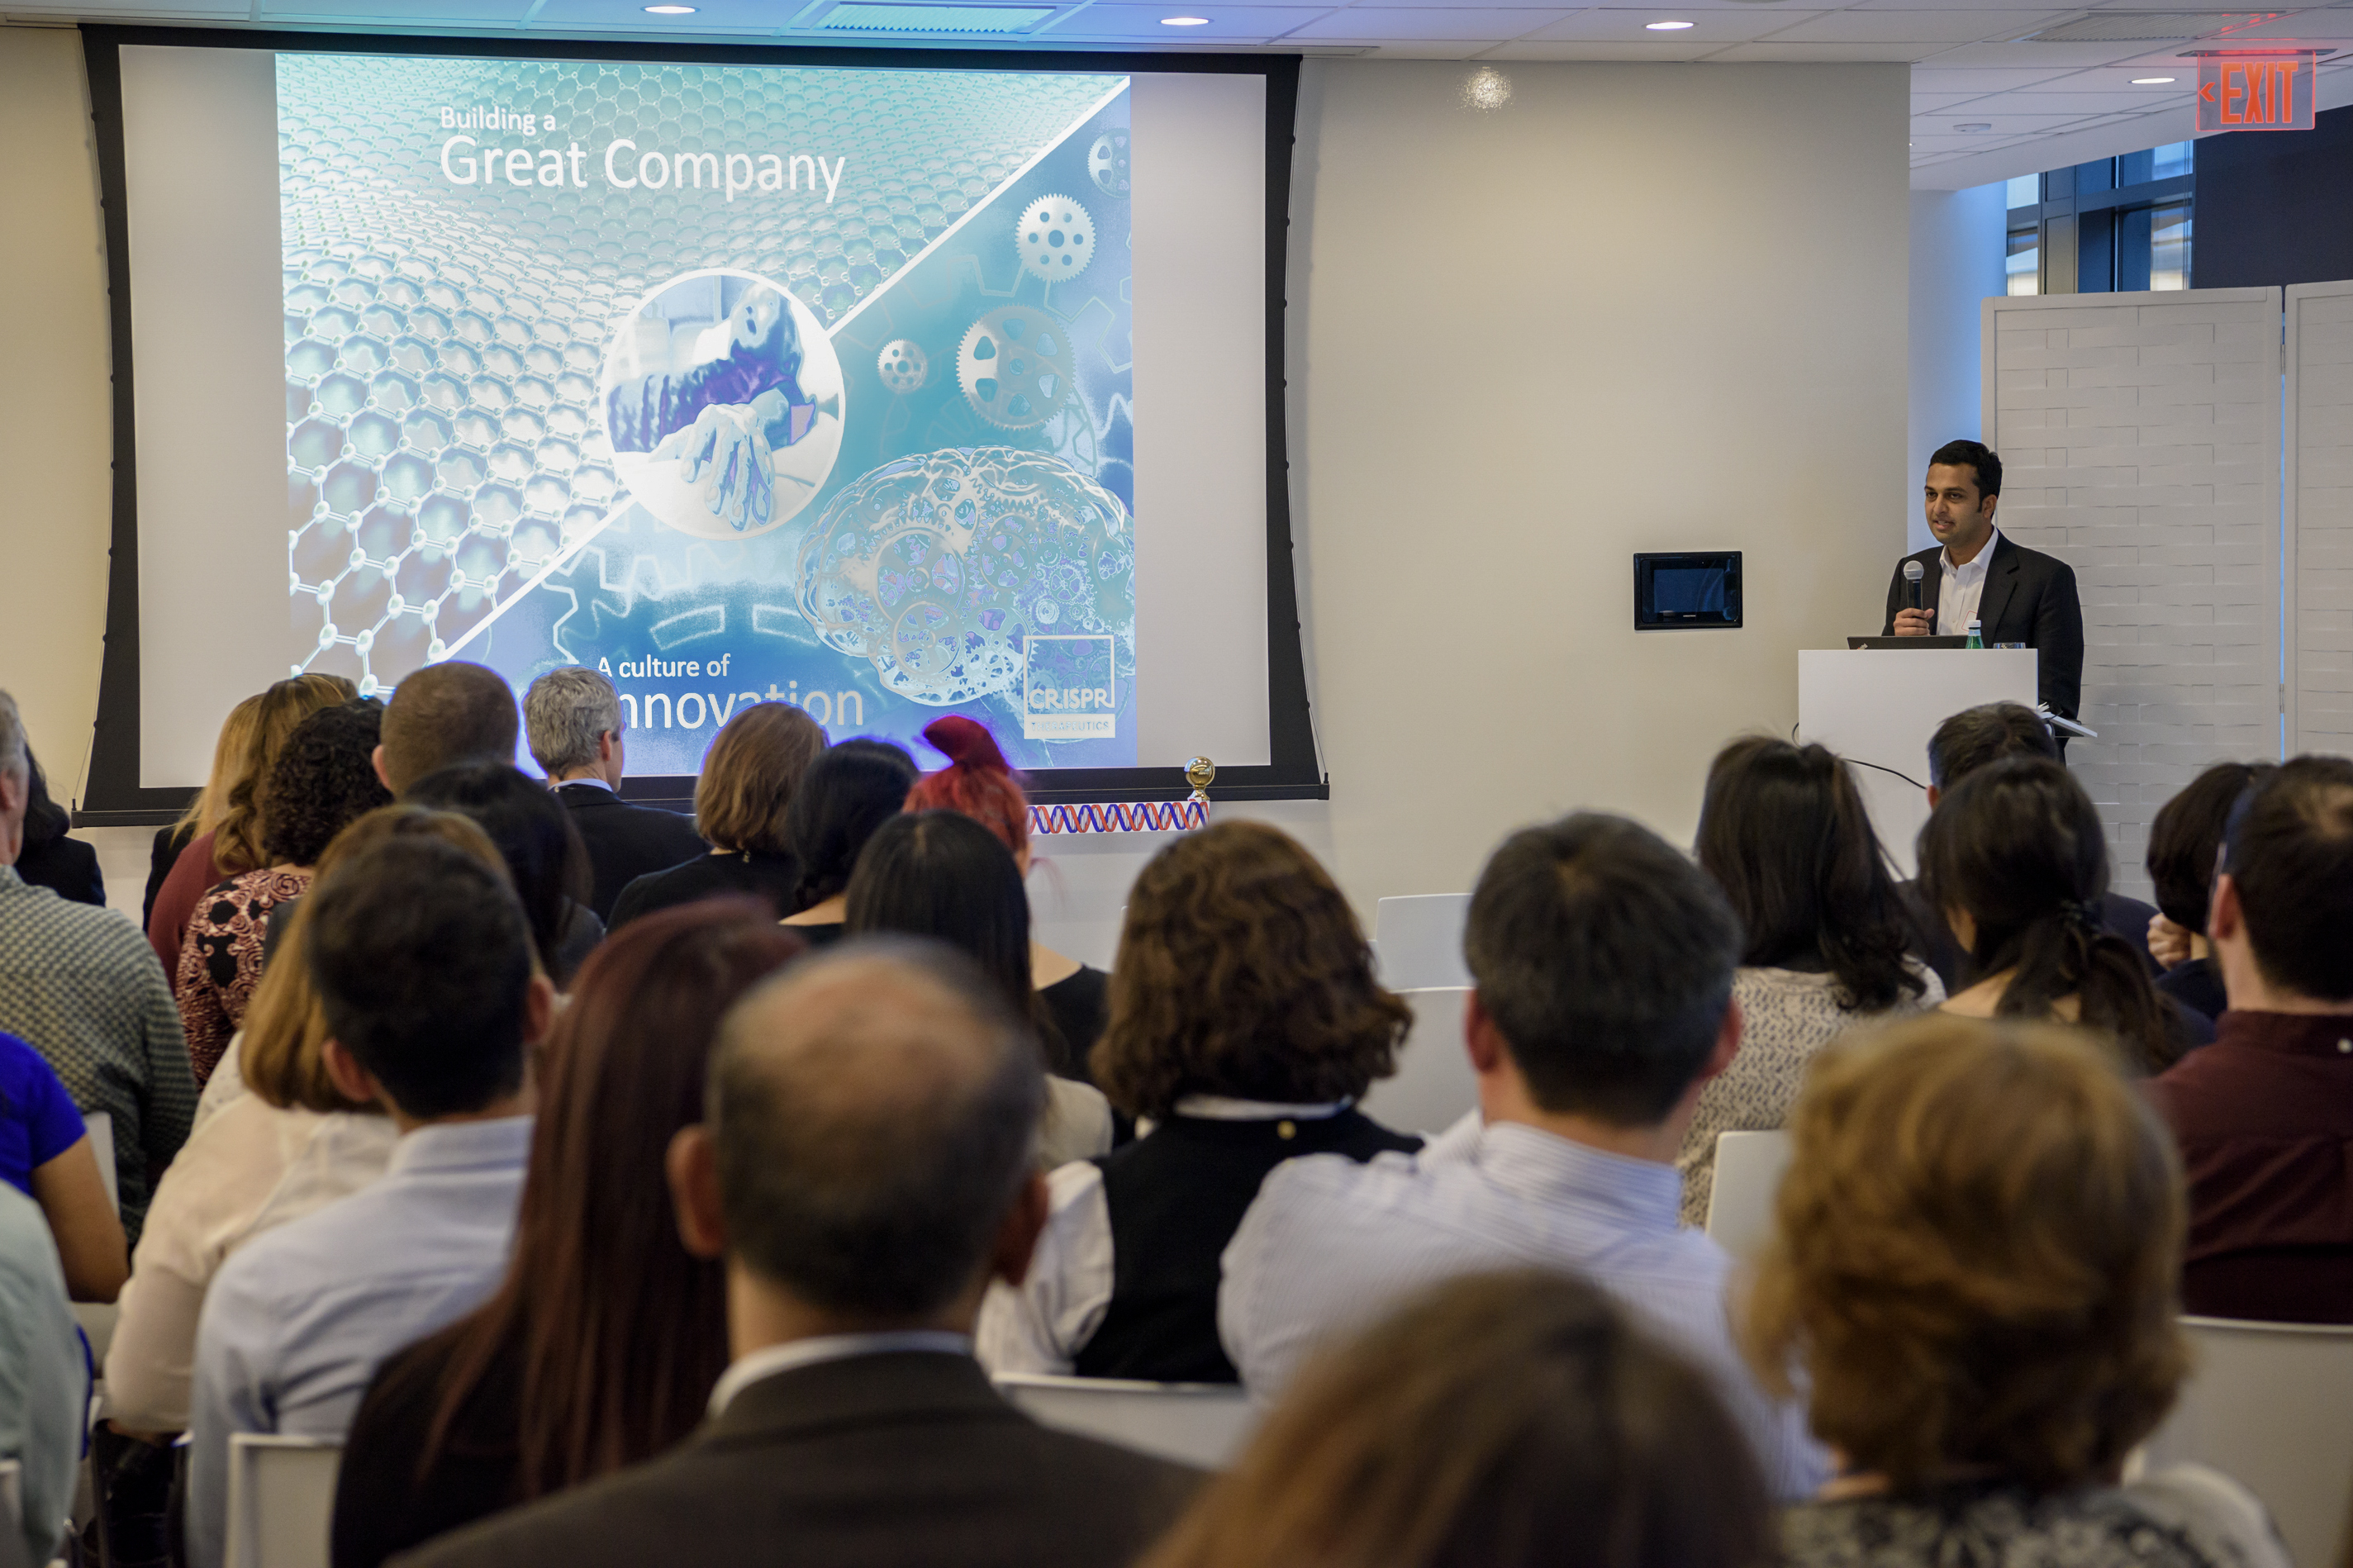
[1881,534,2085,720]
[552,783,706,921]
[389,1352,1204,1568]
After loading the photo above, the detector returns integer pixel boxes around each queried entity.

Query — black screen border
[78,25,1319,819]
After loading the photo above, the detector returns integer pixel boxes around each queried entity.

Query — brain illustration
[796,447,1134,706]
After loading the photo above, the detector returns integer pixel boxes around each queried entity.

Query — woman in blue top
[0,1031,127,1301]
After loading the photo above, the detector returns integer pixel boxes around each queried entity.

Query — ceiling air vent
[2019,11,2281,42]
[815,2,1053,31]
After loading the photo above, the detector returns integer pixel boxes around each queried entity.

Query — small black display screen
[1633,551,1741,630]
[1651,566,1728,615]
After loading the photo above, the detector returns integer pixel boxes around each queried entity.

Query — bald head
[381,662,519,796]
[709,939,1046,1316]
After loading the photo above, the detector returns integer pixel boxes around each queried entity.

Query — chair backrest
[225,1434,343,1568]
[993,1374,1259,1470]
[0,1457,29,1568]
[2137,1316,2353,1568]
[1703,1130,1793,1259]
[1372,895,1472,991]
[1357,987,1477,1138]
[84,1111,118,1214]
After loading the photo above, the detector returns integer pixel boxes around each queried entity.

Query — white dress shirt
[707,1332,972,1415]
[1937,526,2002,636]
[1218,1119,1830,1500]
[975,1095,1348,1376]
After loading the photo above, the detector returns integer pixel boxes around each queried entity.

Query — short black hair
[710,939,1045,1315]
[305,835,535,1119]
[784,739,917,909]
[2146,761,2274,935]
[262,700,392,867]
[2222,756,2353,1002]
[1463,814,1742,1125]
[402,762,593,981]
[1927,701,2056,789]
[1929,440,2002,499]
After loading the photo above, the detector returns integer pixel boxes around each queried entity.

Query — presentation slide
[114,44,1278,787]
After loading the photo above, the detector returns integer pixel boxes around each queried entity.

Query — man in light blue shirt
[187,837,551,1568]
[0,1181,86,1566]
[1220,813,1830,1500]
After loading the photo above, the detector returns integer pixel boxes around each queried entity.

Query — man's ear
[521,972,557,1043]
[371,744,392,792]
[1697,995,1742,1083]
[990,1171,1051,1290]
[1464,990,1509,1076]
[2209,872,2246,946]
[1925,783,1942,810]
[667,1124,727,1261]
[321,1038,382,1109]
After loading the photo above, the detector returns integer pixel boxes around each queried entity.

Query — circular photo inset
[600,269,845,541]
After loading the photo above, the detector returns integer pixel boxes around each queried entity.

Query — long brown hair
[405,902,805,1494]
[172,694,265,842]
[212,674,355,873]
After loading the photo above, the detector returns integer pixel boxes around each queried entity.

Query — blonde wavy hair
[1742,1014,2189,1494]
[212,674,355,874]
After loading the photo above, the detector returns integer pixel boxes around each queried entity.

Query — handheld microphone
[1904,558,1924,611]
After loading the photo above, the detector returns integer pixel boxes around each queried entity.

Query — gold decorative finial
[1186,756,1215,806]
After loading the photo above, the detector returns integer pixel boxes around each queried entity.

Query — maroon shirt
[2146,1010,2353,1323]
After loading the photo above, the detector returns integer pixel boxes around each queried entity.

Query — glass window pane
[2151,141,2194,180]
[2151,202,2191,290]
[2006,173,2040,210]
[2007,226,2041,296]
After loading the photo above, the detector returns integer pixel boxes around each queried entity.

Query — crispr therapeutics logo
[1024,635,1116,741]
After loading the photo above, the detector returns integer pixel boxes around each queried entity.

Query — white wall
[1907,184,2008,553]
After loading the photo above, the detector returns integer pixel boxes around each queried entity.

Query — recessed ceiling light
[643,5,696,12]
[2132,74,2177,83]
[1160,13,1210,22]
[1646,19,1695,28]
[1956,121,1993,131]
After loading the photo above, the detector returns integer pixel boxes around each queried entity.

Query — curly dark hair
[261,700,393,867]
[1096,820,1409,1120]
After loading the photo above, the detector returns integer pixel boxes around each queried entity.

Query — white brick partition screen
[1980,289,2283,900]
[2289,282,2353,757]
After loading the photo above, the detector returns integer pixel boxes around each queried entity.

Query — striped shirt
[1218,1116,1829,1499]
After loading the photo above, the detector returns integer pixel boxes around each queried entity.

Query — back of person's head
[382,662,519,796]
[174,693,267,841]
[782,739,917,910]
[304,835,535,1119]
[2146,761,2275,936]
[904,715,1029,859]
[522,667,622,779]
[1096,820,1407,1121]
[2222,755,2353,1002]
[216,673,358,872]
[402,762,592,981]
[1926,701,2056,791]
[1145,1271,1772,1568]
[1928,437,2003,498]
[0,690,21,784]
[416,901,806,1496]
[260,701,393,867]
[693,701,827,856]
[1696,737,1923,1013]
[242,804,512,1114]
[1745,1014,2187,1495]
[1917,758,2173,1070]
[17,748,69,853]
[708,940,1044,1315]
[1465,814,1742,1126]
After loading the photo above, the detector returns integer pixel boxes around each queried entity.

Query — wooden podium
[1797,648,2037,877]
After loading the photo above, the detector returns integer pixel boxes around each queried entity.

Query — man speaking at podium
[1882,440,2085,725]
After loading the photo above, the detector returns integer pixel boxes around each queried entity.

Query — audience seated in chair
[1144,1271,1771,1568]
[2146,756,2353,1324]
[1757,1014,2284,1568]
[186,836,551,1568]
[400,763,604,986]
[395,940,1201,1568]
[1921,757,2196,1070]
[777,739,916,947]
[147,693,266,929]
[1218,812,1828,1499]
[371,661,520,798]
[0,1030,124,1303]
[977,820,1419,1383]
[12,747,102,909]
[906,716,1111,1081]
[0,687,195,1246]
[1679,737,1941,1225]
[0,1181,86,1568]
[524,668,705,922]
[609,702,826,929]
[334,901,804,1568]
[175,700,392,1085]
[2144,762,2274,1029]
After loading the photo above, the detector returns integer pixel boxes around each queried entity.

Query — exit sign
[2196,53,2316,131]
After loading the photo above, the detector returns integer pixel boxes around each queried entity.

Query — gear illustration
[1017,195,1096,284]
[957,306,1074,431]
[877,340,928,394]
[1087,131,1131,198]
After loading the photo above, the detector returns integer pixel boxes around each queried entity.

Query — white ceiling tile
[1919,37,2167,64]
[1282,5,1565,36]
[1916,107,2108,126]
[1478,35,1713,52]
[1038,1,1331,31]
[269,0,530,16]
[1517,7,1827,39]
[1351,36,1502,51]
[1702,36,1939,54]
[1911,88,1993,106]
[1909,64,2081,88]
[1758,7,2066,42]
[1973,87,2194,109]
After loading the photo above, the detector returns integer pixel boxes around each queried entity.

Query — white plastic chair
[84,1113,117,1214]
[224,1434,343,1568]
[1359,987,1477,1138]
[1372,895,1472,991]
[1701,1131,1793,1259]
[2137,1316,2353,1568]
[74,1111,124,1361]
[993,1374,1258,1469]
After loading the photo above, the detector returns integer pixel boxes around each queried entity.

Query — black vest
[1072,1109,1421,1384]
